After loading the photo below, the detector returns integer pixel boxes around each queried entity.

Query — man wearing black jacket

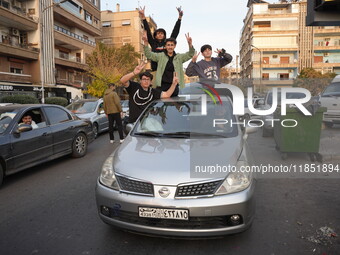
[139,6,183,71]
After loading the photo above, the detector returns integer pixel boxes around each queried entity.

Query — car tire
[324,122,333,128]
[0,164,3,188]
[72,133,88,158]
[93,123,99,139]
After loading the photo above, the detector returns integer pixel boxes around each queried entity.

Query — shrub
[1,95,39,104]
[45,97,69,107]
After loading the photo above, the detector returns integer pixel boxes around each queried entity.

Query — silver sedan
[95,93,257,237]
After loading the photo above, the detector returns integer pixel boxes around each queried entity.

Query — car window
[44,107,72,125]
[18,108,46,130]
[322,82,340,96]
[66,101,97,114]
[0,111,17,134]
[267,92,306,106]
[133,101,238,138]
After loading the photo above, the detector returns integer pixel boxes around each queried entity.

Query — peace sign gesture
[185,33,192,48]
[191,51,200,63]
[138,6,146,19]
[134,61,146,75]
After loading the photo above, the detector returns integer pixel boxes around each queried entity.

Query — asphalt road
[0,130,339,255]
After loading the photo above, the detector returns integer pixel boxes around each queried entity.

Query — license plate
[138,207,189,220]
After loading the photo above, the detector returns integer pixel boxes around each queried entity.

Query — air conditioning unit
[289,70,293,73]
[273,55,278,58]
[324,53,329,57]
[11,28,19,36]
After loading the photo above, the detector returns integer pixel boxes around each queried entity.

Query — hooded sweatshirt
[103,88,122,114]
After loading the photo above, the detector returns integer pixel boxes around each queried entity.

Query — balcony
[0,71,32,84]
[55,53,87,70]
[54,25,96,48]
[0,3,38,31]
[0,38,39,60]
[53,5,101,36]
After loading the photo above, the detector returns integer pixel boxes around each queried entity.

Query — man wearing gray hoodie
[103,83,124,144]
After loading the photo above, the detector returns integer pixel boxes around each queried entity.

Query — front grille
[116,175,154,196]
[103,209,242,229]
[175,180,223,197]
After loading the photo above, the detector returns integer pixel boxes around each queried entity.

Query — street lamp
[40,0,68,103]
[251,44,262,93]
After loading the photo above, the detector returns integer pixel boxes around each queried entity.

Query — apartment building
[98,4,157,63]
[240,0,340,90]
[0,0,101,100]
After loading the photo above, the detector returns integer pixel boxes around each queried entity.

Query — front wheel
[72,133,88,158]
[93,123,99,139]
[324,122,333,128]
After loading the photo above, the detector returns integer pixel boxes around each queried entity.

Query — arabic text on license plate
[138,207,189,220]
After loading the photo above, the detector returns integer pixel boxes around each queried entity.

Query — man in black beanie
[139,6,183,71]
[185,44,233,81]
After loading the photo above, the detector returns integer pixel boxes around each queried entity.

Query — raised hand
[215,48,222,55]
[134,61,146,75]
[176,6,183,19]
[142,31,148,45]
[138,6,146,19]
[185,33,192,47]
[172,72,179,85]
[192,51,200,63]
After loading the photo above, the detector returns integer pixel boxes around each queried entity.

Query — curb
[320,154,340,163]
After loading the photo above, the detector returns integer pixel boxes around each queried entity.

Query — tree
[85,43,140,97]
[293,68,336,96]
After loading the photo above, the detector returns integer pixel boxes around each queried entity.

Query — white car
[319,78,340,128]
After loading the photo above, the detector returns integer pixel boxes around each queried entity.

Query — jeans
[108,112,124,140]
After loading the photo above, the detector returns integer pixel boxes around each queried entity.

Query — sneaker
[110,140,114,144]
[120,139,124,144]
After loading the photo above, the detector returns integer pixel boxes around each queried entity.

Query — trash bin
[273,106,326,162]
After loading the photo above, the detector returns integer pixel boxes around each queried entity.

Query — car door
[43,106,77,155]
[97,101,109,132]
[9,107,53,171]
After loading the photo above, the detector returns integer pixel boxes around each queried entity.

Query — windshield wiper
[162,132,228,138]
[133,131,165,137]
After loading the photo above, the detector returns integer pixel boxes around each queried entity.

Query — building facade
[98,4,157,64]
[0,0,101,101]
[239,0,340,90]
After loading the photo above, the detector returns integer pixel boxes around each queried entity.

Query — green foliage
[85,43,140,97]
[45,97,69,107]
[293,68,337,96]
[1,95,39,104]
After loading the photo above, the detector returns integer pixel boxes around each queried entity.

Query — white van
[319,76,340,128]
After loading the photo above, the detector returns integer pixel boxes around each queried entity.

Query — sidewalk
[319,125,340,162]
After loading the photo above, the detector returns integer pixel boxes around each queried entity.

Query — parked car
[0,104,94,187]
[121,100,129,118]
[243,98,264,121]
[259,90,307,137]
[66,99,108,138]
[95,83,257,237]
[319,80,340,128]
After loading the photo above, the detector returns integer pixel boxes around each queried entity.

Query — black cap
[153,28,166,39]
[200,44,212,53]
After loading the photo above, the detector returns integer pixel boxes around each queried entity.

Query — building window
[10,62,24,74]
[10,67,23,74]
[280,57,290,64]
[122,20,131,26]
[263,57,269,64]
[59,51,69,60]
[279,73,289,80]
[102,21,111,27]
[85,11,93,24]
[262,73,269,80]
[122,37,131,45]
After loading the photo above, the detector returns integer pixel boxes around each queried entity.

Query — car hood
[113,135,243,185]
[75,113,94,119]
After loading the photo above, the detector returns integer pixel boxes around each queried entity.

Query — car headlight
[215,161,252,195]
[99,156,120,190]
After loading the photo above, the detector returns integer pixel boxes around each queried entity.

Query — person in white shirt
[20,114,38,129]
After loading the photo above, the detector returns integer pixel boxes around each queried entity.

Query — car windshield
[322,82,340,96]
[132,100,238,138]
[66,101,97,114]
[267,92,307,106]
[0,110,17,134]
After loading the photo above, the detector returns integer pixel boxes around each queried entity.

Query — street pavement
[0,128,339,255]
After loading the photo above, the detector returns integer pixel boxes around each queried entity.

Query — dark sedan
[0,104,94,187]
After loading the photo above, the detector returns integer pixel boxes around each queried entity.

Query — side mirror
[126,123,134,133]
[15,124,32,134]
